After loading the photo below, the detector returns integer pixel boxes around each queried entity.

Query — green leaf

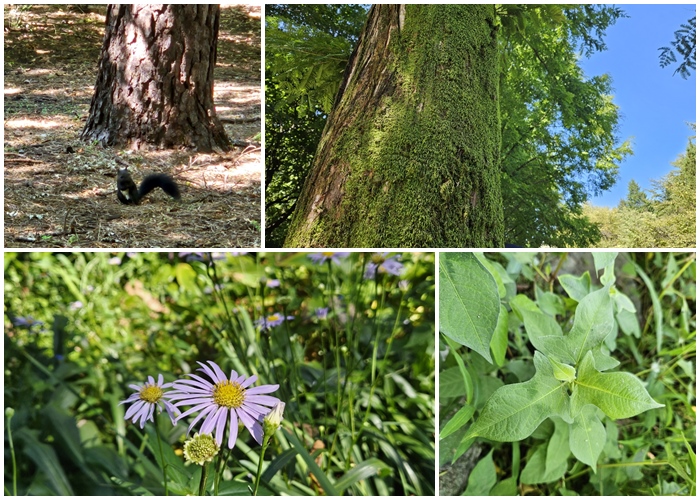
[571,351,664,419]
[549,357,576,383]
[490,476,517,495]
[490,305,509,367]
[439,404,475,440]
[283,429,339,496]
[559,272,591,302]
[439,253,500,362]
[17,428,74,495]
[565,287,615,365]
[546,418,571,477]
[335,458,391,492]
[593,252,618,286]
[634,263,664,353]
[444,336,474,404]
[439,366,468,399]
[466,352,570,441]
[463,449,496,495]
[519,306,574,364]
[568,405,605,471]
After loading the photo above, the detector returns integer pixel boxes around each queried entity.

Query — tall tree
[285,5,503,248]
[81,5,231,152]
[618,180,650,211]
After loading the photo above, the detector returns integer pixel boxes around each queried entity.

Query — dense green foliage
[265,5,366,247]
[4,252,435,495]
[584,130,696,247]
[266,4,632,247]
[498,5,631,247]
[439,252,696,495]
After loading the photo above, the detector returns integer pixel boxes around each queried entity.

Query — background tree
[265,5,365,247]
[583,126,696,247]
[498,5,630,247]
[659,16,696,79]
[618,180,650,211]
[285,4,504,248]
[81,5,231,152]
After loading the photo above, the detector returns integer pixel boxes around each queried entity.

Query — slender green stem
[198,463,209,496]
[253,439,270,496]
[215,442,233,496]
[6,410,17,496]
[154,417,169,496]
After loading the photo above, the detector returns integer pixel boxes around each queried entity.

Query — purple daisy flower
[255,313,294,331]
[364,253,404,279]
[315,307,329,320]
[168,361,280,448]
[308,252,351,264]
[119,374,178,429]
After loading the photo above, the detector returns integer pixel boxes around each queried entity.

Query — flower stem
[154,416,169,496]
[199,463,209,496]
[6,410,17,496]
[253,438,270,496]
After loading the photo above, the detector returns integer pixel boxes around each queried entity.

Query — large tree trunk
[284,5,503,248]
[81,5,231,152]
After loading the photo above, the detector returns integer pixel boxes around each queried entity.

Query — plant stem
[253,438,270,496]
[154,416,169,496]
[6,411,17,496]
[199,463,209,496]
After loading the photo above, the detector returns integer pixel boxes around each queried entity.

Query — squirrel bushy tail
[117,169,180,205]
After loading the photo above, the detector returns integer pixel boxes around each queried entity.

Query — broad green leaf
[549,357,576,383]
[439,404,475,440]
[546,418,571,477]
[565,287,615,365]
[490,477,517,495]
[590,347,620,371]
[612,289,636,313]
[616,309,641,338]
[521,440,567,484]
[475,252,505,298]
[520,307,574,364]
[535,287,565,316]
[466,352,570,441]
[439,253,499,362]
[569,405,605,471]
[490,305,509,367]
[463,449,496,495]
[571,351,664,419]
[439,367,468,399]
[558,272,591,302]
[509,294,540,318]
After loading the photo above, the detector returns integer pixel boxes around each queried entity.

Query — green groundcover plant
[5,252,435,495]
[439,252,695,495]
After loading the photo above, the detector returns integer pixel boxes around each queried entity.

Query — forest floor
[3,4,261,248]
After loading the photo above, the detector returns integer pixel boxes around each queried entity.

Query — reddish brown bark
[81,5,231,152]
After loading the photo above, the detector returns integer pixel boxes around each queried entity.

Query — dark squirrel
[116,169,180,205]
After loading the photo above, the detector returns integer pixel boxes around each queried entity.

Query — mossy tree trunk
[284,4,503,248]
[81,5,231,152]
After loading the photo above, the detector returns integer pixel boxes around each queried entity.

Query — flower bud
[263,402,285,438]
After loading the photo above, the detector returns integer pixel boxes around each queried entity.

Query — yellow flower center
[268,314,281,322]
[371,254,386,264]
[213,380,245,408]
[140,384,163,404]
[322,252,335,257]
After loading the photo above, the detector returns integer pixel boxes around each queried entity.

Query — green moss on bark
[285,5,504,247]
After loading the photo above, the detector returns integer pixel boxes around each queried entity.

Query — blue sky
[579,4,696,207]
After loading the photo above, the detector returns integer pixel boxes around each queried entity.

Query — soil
[4,4,262,248]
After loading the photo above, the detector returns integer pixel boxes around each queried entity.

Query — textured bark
[81,5,230,152]
[284,4,503,248]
